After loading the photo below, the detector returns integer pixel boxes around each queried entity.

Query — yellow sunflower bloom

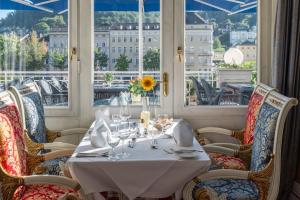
[141,76,156,91]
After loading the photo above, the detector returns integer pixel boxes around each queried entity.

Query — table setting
[68,109,211,200]
[67,75,211,200]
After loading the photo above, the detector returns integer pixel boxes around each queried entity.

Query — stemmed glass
[118,122,132,158]
[111,114,121,133]
[120,104,131,122]
[106,131,120,161]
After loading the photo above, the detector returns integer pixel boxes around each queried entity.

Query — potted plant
[128,76,156,103]
[104,72,113,87]
[217,61,255,87]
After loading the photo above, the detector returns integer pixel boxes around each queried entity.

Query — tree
[41,15,66,28]
[143,49,160,71]
[94,49,108,69]
[34,22,50,34]
[50,51,67,70]
[115,54,131,71]
[213,38,222,50]
[24,31,47,71]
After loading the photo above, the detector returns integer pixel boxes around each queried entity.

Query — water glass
[107,131,120,161]
[118,122,132,158]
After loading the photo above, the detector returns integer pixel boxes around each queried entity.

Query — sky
[0,10,13,20]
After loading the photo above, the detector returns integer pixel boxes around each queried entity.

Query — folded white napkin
[90,119,111,148]
[172,120,194,147]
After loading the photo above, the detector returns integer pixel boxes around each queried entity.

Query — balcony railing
[0,68,233,106]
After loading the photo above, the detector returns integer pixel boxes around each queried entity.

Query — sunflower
[141,76,156,91]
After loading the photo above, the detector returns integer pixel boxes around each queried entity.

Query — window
[0,0,71,107]
[102,42,105,47]
[93,0,161,106]
[183,4,257,107]
[112,37,115,42]
[112,47,115,53]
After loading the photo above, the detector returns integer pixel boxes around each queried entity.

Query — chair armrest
[43,149,74,161]
[23,175,85,199]
[205,143,241,150]
[60,128,88,136]
[196,127,242,145]
[43,142,76,151]
[203,145,235,157]
[46,128,88,143]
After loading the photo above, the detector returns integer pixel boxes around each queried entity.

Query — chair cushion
[41,156,69,176]
[250,102,279,172]
[243,92,264,145]
[209,153,247,170]
[21,90,47,143]
[0,104,28,176]
[192,179,259,200]
[14,184,78,200]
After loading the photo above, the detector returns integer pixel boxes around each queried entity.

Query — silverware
[76,152,109,158]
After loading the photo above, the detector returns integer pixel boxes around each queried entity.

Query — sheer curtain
[272,0,300,199]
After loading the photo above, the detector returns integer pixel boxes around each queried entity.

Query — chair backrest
[249,91,297,199]
[200,79,217,105]
[9,82,47,143]
[0,90,28,177]
[242,83,273,144]
[190,77,207,105]
[38,79,53,96]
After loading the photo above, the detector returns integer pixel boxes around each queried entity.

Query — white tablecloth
[68,122,211,200]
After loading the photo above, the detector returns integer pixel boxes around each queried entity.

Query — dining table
[67,120,211,200]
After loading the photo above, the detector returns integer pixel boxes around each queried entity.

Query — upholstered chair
[9,83,86,175]
[10,82,87,146]
[0,90,85,200]
[183,91,298,200]
[194,84,274,170]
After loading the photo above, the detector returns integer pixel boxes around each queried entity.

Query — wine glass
[118,122,131,158]
[120,104,131,122]
[106,131,120,161]
[111,114,121,133]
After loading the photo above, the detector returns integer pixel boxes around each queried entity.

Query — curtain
[272,0,300,199]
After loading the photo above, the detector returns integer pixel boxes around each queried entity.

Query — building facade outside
[48,13,214,71]
[235,41,256,62]
[229,27,256,46]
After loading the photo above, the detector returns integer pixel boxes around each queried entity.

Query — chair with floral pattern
[9,83,85,175]
[183,90,298,200]
[195,84,273,170]
[0,90,86,200]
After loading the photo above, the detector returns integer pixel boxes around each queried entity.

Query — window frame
[44,0,79,117]
[44,0,276,129]
[173,0,270,121]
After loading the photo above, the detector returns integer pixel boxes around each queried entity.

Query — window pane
[93,0,161,106]
[185,1,257,106]
[0,1,69,106]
